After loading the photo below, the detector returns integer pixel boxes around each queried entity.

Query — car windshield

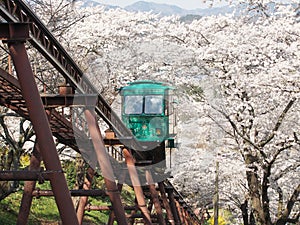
[124,95,163,115]
[144,95,163,114]
[124,96,143,114]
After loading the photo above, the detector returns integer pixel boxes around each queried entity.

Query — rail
[0,0,132,139]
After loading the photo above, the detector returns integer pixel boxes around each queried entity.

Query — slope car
[120,80,176,163]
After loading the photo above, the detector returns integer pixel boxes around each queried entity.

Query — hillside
[82,0,234,17]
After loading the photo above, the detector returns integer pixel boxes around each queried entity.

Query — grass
[0,160,136,224]
[0,187,112,224]
[0,180,135,225]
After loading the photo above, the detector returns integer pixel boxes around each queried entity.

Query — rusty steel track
[0,0,131,138]
[0,67,83,151]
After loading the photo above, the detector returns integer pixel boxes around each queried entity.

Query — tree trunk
[213,161,219,225]
[245,152,266,225]
[241,200,249,225]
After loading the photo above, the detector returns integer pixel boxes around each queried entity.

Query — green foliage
[0,159,136,224]
[62,159,78,187]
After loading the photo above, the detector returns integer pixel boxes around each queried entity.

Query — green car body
[120,80,174,143]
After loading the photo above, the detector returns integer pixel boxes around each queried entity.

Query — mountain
[124,1,233,17]
[82,0,234,17]
[124,1,186,16]
[80,0,119,10]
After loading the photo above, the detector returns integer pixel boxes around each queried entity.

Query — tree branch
[276,183,300,225]
[0,116,17,150]
[258,97,296,148]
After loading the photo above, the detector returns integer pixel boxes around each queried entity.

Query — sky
[94,0,229,10]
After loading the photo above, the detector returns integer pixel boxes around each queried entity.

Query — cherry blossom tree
[194,8,300,225]
[1,0,299,223]
[63,2,299,224]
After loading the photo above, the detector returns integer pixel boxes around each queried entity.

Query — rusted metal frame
[40,94,98,108]
[107,167,129,225]
[76,167,95,225]
[165,185,182,225]
[1,0,145,159]
[0,69,30,118]
[17,143,42,225]
[85,205,136,211]
[0,67,82,152]
[84,108,128,225]
[182,205,190,225]
[32,189,107,197]
[145,170,166,225]
[0,66,20,88]
[186,209,196,224]
[105,144,124,162]
[166,180,202,225]
[123,148,153,225]
[3,23,79,225]
[0,22,29,40]
[0,170,52,181]
[158,182,177,225]
[107,167,125,225]
[174,199,185,224]
[0,0,132,138]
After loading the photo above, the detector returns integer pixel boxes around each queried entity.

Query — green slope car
[120,80,176,163]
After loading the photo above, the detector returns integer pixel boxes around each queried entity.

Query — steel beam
[0,0,133,138]
[145,170,166,225]
[32,189,107,197]
[123,148,152,225]
[84,108,128,225]
[0,23,30,40]
[165,185,182,225]
[40,94,98,108]
[2,23,79,225]
[76,167,95,225]
[158,182,176,225]
[0,170,51,181]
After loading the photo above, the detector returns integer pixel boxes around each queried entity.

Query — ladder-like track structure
[0,1,202,224]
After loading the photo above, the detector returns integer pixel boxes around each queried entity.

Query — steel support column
[145,170,166,225]
[165,185,182,225]
[17,143,42,225]
[84,108,128,225]
[123,148,152,225]
[4,23,79,225]
[158,182,177,225]
[107,168,128,225]
[175,200,184,224]
[76,167,95,225]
